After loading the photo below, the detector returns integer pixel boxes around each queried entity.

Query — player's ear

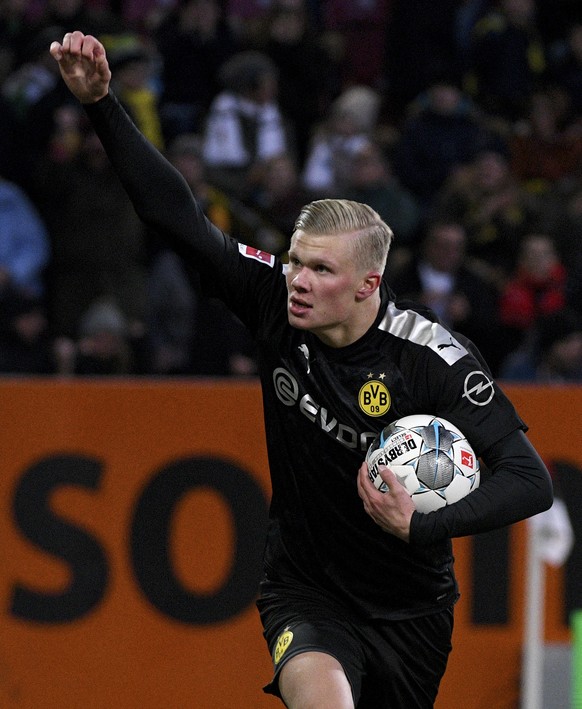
[356,272,382,301]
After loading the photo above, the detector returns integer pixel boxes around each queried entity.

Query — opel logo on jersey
[462,370,495,406]
[358,380,391,417]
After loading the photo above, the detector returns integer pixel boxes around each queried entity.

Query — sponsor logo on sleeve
[462,371,495,406]
[238,243,275,267]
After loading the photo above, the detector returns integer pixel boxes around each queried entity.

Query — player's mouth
[289,297,312,317]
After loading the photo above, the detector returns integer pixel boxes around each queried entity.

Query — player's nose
[291,269,310,291]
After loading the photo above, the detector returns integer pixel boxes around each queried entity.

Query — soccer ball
[365,414,480,513]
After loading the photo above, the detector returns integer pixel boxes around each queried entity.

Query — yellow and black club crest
[274,628,294,665]
[359,374,391,417]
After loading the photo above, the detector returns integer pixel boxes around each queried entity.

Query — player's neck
[315,295,381,349]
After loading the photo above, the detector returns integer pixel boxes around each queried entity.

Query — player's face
[286,230,374,346]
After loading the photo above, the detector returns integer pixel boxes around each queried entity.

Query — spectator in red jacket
[499,232,567,354]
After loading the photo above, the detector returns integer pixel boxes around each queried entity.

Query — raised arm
[49,31,225,266]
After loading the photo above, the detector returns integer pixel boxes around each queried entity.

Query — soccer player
[50,32,553,709]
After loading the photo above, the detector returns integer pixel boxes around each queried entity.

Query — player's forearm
[410,430,553,544]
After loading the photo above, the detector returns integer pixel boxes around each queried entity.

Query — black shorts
[257,582,454,709]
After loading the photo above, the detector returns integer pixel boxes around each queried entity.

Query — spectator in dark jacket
[465,0,546,121]
[390,219,504,373]
[392,74,491,212]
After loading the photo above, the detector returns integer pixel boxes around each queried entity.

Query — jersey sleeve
[408,348,553,544]
[410,428,553,545]
[84,90,227,271]
[84,90,285,333]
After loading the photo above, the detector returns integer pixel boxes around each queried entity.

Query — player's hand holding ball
[358,415,480,539]
[357,461,416,542]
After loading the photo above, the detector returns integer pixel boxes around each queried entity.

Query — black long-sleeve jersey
[85,92,553,620]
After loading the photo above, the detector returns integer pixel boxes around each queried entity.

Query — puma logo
[298,344,311,374]
[438,338,461,351]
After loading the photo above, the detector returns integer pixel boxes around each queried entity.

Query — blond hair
[293,199,393,272]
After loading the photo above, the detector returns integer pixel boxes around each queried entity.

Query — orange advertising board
[0,379,580,709]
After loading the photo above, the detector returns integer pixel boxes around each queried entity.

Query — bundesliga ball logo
[366,414,480,513]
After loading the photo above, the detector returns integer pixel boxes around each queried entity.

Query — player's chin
[287,309,311,328]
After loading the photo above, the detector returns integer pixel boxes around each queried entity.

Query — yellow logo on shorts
[274,629,294,664]
[358,379,391,417]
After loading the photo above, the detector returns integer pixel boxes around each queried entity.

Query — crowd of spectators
[1,0,582,381]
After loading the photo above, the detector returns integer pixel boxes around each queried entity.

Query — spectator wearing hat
[0,285,55,374]
[53,297,134,376]
[107,35,164,150]
[202,49,295,201]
